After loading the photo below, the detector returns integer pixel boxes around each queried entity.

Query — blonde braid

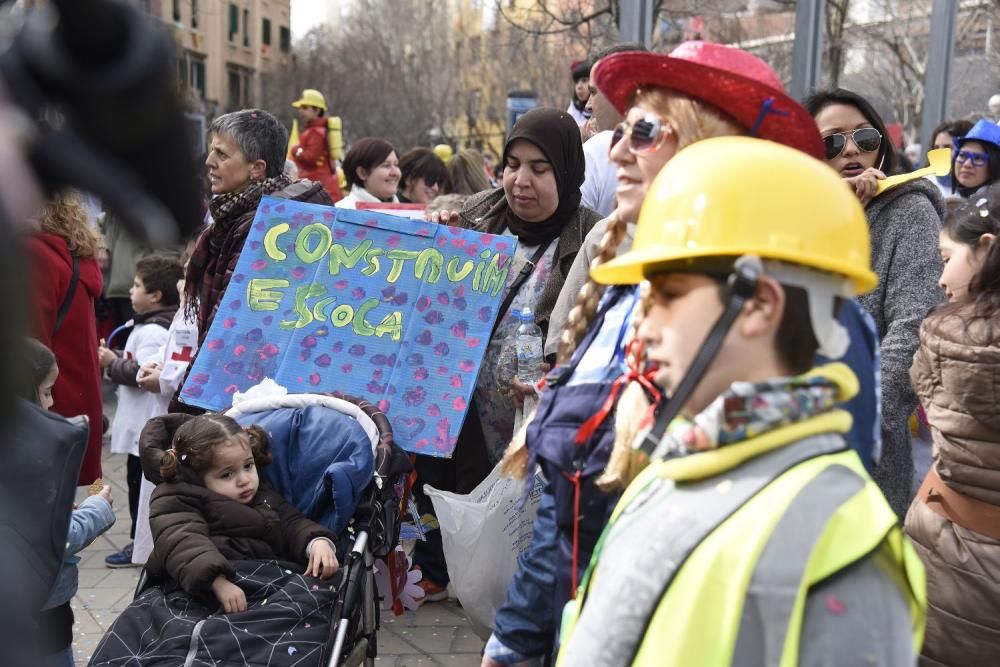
[557,213,629,365]
[597,281,653,491]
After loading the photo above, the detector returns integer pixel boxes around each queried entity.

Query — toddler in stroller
[90,392,411,667]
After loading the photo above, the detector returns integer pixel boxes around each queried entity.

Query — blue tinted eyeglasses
[956,150,989,168]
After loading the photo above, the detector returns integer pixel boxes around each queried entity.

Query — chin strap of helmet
[637,255,763,459]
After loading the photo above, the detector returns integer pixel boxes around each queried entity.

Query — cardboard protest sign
[180,197,516,457]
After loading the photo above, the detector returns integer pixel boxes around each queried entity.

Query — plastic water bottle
[515,307,544,385]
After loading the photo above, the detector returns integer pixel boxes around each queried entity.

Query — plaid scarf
[648,374,840,460]
[184,175,291,335]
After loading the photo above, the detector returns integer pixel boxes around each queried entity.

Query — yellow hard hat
[591,136,877,295]
[432,144,453,161]
[291,89,327,112]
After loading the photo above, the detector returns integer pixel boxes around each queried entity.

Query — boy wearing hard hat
[290,88,342,202]
[557,137,926,666]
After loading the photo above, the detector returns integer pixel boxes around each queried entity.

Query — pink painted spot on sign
[341,363,353,373]
[334,228,347,239]
[301,335,318,349]
[434,342,449,356]
[348,344,366,357]
[427,404,441,417]
[315,354,331,367]
[259,343,279,358]
[450,375,462,388]
[453,285,466,298]
[354,229,367,239]
[450,238,466,249]
[387,235,401,248]
[414,367,429,380]
[453,297,467,311]
[478,306,492,322]
[309,373,322,386]
[459,360,475,372]
[415,330,433,345]
[352,287,366,300]
[334,280,349,290]
[453,397,467,411]
[424,311,443,325]
[191,373,210,385]
[223,318,237,329]
[206,339,224,350]
[451,321,467,339]
[185,386,203,398]
[377,400,390,412]
[229,299,241,310]
[232,273,246,283]
[437,292,450,306]
[234,345,247,357]
[416,296,432,313]
[436,237,448,248]
[291,266,306,279]
[225,384,239,394]
[436,366,448,376]
[466,337,481,348]
[463,244,479,257]
[252,259,268,271]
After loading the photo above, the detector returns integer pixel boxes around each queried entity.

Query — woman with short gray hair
[169,109,333,412]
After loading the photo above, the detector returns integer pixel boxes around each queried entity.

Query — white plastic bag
[425,463,544,638]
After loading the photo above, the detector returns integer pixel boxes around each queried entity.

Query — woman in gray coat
[806,88,944,518]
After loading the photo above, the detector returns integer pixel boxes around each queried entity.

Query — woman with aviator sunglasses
[950,118,1000,199]
[806,88,944,519]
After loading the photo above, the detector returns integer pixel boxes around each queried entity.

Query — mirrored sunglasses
[610,114,672,156]
[822,127,882,160]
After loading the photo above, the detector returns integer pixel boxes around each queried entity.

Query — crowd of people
[18,36,1000,667]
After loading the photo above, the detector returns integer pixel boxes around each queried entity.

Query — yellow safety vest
[558,410,926,666]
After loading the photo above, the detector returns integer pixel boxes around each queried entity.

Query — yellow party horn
[876,147,951,194]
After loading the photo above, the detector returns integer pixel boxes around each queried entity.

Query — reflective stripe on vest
[731,464,865,667]
[557,434,847,667]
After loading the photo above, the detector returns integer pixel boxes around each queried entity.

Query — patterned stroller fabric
[90,560,338,666]
[90,393,412,666]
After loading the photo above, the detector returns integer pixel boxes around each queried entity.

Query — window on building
[227,66,251,109]
[280,26,291,53]
[262,18,272,46]
[228,3,238,42]
[191,0,199,29]
[191,59,206,99]
[243,9,250,47]
[172,0,181,22]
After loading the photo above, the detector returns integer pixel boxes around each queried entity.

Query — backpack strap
[53,255,80,335]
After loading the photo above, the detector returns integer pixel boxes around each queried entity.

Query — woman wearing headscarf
[458,107,601,463]
[412,108,600,601]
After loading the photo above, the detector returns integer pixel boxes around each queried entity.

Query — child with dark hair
[906,190,1000,665]
[143,414,338,612]
[23,337,116,666]
[98,254,184,568]
[567,60,592,126]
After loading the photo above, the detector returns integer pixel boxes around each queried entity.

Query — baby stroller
[89,392,412,667]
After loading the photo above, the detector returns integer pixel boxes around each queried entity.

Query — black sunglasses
[822,127,882,160]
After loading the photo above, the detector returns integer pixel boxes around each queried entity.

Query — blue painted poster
[180,197,517,457]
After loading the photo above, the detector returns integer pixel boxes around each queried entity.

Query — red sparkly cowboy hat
[592,41,824,160]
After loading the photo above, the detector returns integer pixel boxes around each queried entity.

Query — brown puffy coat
[905,312,1000,666]
[140,414,336,599]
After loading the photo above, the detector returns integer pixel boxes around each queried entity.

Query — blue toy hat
[954,119,1000,151]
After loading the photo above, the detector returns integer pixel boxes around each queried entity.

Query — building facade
[136,0,293,122]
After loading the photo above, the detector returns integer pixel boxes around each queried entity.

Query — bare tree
[260,0,461,150]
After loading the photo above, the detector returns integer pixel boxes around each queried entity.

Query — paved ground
[72,442,483,666]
